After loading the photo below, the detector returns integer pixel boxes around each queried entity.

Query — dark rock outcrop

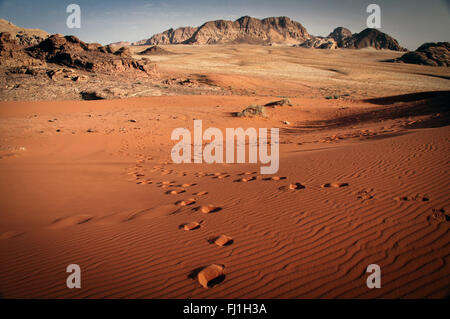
[138,45,173,55]
[298,27,405,51]
[345,28,406,51]
[396,42,449,66]
[27,35,156,75]
[297,37,337,49]
[328,27,352,47]
[0,19,49,47]
[134,27,197,45]
[0,32,45,67]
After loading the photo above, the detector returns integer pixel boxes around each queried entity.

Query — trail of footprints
[3,153,446,291]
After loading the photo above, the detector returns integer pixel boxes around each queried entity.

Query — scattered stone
[265,98,292,107]
[235,105,266,117]
[80,91,106,100]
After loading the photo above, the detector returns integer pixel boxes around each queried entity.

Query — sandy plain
[0,45,449,298]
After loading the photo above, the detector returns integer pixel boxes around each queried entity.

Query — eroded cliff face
[135,16,310,45]
[134,27,198,45]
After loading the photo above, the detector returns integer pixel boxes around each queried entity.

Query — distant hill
[345,28,406,51]
[299,27,406,51]
[0,17,410,53]
[138,45,173,55]
[395,42,449,66]
[134,16,310,46]
[133,27,197,46]
[109,41,131,47]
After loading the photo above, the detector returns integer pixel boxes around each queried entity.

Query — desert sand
[0,45,449,298]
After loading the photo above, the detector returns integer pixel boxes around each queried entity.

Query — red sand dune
[0,94,448,298]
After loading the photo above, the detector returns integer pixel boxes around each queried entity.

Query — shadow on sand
[282,90,450,135]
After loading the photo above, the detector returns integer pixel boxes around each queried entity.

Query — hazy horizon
[0,0,449,50]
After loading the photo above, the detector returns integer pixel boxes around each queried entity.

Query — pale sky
[0,0,449,50]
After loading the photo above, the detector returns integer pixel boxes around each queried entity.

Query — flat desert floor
[0,45,449,298]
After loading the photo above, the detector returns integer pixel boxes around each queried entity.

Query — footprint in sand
[428,208,449,223]
[193,191,208,196]
[49,214,93,229]
[197,205,222,214]
[235,176,257,182]
[98,205,181,224]
[356,189,374,200]
[213,174,230,179]
[136,179,152,185]
[208,235,234,247]
[279,182,306,191]
[166,189,186,195]
[175,198,197,206]
[0,231,25,240]
[263,176,287,181]
[394,194,430,202]
[321,182,349,188]
[188,264,226,288]
[238,171,257,176]
[179,221,201,231]
[158,181,176,188]
[180,183,196,188]
[288,182,306,190]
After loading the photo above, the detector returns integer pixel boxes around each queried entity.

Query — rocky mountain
[134,16,406,51]
[297,37,337,49]
[0,32,45,67]
[0,19,49,46]
[138,45,173,55]
[26,35,156,75]
[135,16,310,45]
[134,27,197,45]
[328,27,352,47]
[299,27,405,51]
[345,28,406,51]
[395,42,449,66]
[109,41,131,47]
